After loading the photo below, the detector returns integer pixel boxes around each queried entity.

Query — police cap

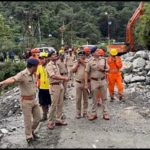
[78,50,85,56]
[90,46,97,54]
[27,58,39,66]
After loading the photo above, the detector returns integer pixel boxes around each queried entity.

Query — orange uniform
[107,56,123,99]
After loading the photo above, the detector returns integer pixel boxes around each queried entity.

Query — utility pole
[38,16,41,47]
[61,21,65,46]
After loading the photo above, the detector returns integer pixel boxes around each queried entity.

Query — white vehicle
[82,45,97,49]
[39,47,56,53]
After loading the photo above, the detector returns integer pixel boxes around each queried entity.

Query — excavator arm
[126,1,144,51]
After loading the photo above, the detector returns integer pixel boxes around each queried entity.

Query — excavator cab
[107,43,128,56]
[107,1,144,56]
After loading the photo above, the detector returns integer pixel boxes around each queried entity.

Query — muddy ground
[0,81,150,148]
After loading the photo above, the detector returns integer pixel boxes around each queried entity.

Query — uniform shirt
[12,68,37,96]
[85,57,108,89]
[36,65,49,89]
[46,61,61,84]
[85,57,105,79]
[66,54,76,67]
[56,59,68,74]
[73,60,86,81]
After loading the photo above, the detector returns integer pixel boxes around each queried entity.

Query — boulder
[146,76,150,85]
[134,51,149,60]
[132,68,142,73]
[124,74,133,83]
[147,71,150,77]
[122,61,133,73]
[137,70,147,76]
[133,57,146,69]
[131,76,146,82]
[0,128,8,134]
[145,62,150,71]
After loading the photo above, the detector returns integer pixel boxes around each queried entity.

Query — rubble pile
[0,87,21,120]
[122,50,150,85]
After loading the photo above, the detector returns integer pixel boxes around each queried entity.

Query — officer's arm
[0,77,16,88]
[70,62,79,73]
[105,60,110,72]
[85,63,90,86]
[51,75,68,81]
[85,71,88,85]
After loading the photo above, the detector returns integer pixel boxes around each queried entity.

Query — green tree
[135,2,150,49]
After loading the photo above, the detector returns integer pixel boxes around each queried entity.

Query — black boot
[110,96,114,102]
[32,131,40,140]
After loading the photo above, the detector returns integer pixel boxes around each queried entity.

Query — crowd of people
[0,46,124,144]
[0,50,15,62]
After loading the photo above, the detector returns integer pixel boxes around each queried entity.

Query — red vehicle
[107,1,144,55]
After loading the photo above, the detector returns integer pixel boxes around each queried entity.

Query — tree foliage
[135,2,150,49]
[0,1,149,52]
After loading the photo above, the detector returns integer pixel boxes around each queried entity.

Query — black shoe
[26,137,33,144]
[32,132,40,140]
[110,97,114,102]
[119,95,124,101]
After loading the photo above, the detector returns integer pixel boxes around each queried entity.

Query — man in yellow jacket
[36,52,51,121]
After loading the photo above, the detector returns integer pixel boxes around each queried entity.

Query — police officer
[57,52,68,99]
[66,48,76,87]
[0,58,41,144]
[85,47,110,121]
[71,50,88,119]
[46,51,69,129]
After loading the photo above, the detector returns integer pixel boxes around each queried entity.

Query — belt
[76,80,82,83]
[60,73,68,75]
[21,95,35,100]
[91,77,105,81]
[51,82,60,85]
[76,79,90,83]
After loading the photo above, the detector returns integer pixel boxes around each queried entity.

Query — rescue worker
[0,58,41,144]
[57,50,68,99]
[107,48,124,101]
[85,47,110,121]
[36,52,51,121]
[70,50,88,119]
[46,50,69,129]
[66,48,76,87]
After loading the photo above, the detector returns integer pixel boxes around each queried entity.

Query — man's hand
[0,82,4,88]
[98,66,105,72]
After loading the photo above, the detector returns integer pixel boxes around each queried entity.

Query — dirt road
[0,82,150,148]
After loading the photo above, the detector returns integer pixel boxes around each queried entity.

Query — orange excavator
[107,1,144,55]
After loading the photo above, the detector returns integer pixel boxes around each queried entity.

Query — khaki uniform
[46,61,64,122]
[73,61,88,115]
[57,59,68,97]
[12,68,41,139]
[66,54,75,85]
[85,57,109,115]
